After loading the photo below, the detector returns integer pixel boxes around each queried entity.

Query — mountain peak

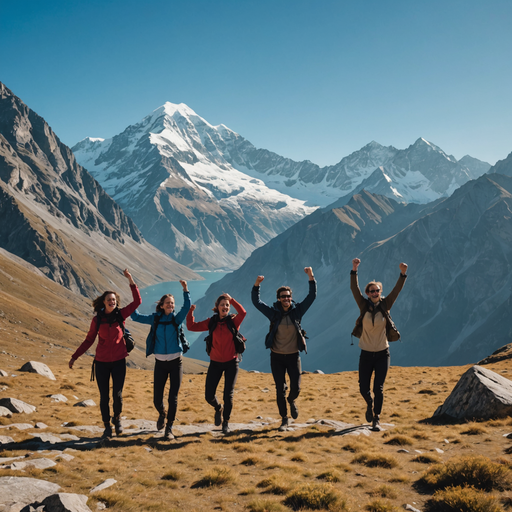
[161,101,198,118]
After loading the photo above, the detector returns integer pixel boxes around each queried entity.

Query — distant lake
[137,271,229,344]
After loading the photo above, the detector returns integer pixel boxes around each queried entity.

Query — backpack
[152,314,190,354]
[204,314,246,356]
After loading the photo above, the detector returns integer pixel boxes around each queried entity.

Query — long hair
[156,294,175,313]
[276,286,292,300]
[213,294,231,313]
[92,291,121,313]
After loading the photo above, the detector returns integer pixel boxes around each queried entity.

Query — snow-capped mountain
[73,102,490,269]
[73,103,316,270]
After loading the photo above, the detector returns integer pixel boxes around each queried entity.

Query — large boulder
[433,365,512,420]
[19,361,56,381]
[0,398,36,414]
[0,476,60,509]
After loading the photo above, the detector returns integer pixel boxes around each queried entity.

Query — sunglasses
[279,295,292,299]
[368,289,381,294]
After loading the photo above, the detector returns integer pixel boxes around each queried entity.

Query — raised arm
[229,298,247,329]
[251,277,274,319]
[385,262,408,309]
[350,258,366,309]
[174,283,191,325]
[186,304,210,332]
[120,269,142,318]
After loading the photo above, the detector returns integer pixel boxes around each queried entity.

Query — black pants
[205,359,239,422]
[270,351,301,419]
[358,348,390,416]
[95,358,126,424]
[154,357,183,423]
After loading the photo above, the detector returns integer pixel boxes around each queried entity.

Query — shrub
[161,469,181,481]
[384,435,414,446]
[246,499,287,512]
[257,475,293,495]
[352,453,399,469]
[418,455,511,492]
[461,426,488,436]
[283,483,345,511]
[412,454,441,464]
[365,500,399,512]
[424,485,504,512]
[191,466,236,488]
[317,470,342,483]
[241,456,261,466]
[368,485,398,499]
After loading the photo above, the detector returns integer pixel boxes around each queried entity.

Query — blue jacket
[131,291,191,357]
[251,280,317,352]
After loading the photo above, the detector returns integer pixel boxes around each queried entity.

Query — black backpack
[152,314,190,354]
[204,314,246,355]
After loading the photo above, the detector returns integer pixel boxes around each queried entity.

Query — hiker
[350,258,407,431]
[69,269,141,438]
[186,294,246,434]
[130,280,190,440]
[252,267,317,431]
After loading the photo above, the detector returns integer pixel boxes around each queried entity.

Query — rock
[0,406,13,417]
[49,394,68,403]
[2,458,57,470]
[0,398,36,414]
[0,423,34,430]
[35,423,48,429]
[56,453,75,462]
[19,361,56,381]
[403,505,421,512]
[0,369,8,377]
[0,476,60,509]
[90,479,117,493]
[433,365,512,420]
[74,400,96,407]
[26,493,92,512]
[434,448,444,453]
[28,433,64,444]
[60,434,80,441]
[0,435,15,444]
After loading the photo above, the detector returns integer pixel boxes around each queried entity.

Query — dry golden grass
[2,292,512,511]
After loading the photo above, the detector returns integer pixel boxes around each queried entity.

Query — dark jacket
[350,271,407,343]
[251,280,317,352]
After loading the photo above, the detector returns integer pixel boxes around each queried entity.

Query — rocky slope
[188,173,512,372]
[0,83,199,298]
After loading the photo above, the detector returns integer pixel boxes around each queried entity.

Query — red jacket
[186,298,246,363]
[72,285,141,363]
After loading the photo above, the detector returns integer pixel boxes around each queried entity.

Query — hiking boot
[371,415,381,431]
[102,424,113,439]
[214,405,223,427]
[157,411,166,431]
[113,416,123,436]
[289,400,299,420]
[164,423,174,440]
[222,421,230,434]
[278,417,289,432]
[365,403,373,423]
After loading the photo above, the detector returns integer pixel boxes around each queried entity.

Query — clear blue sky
[2,0,511,166]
